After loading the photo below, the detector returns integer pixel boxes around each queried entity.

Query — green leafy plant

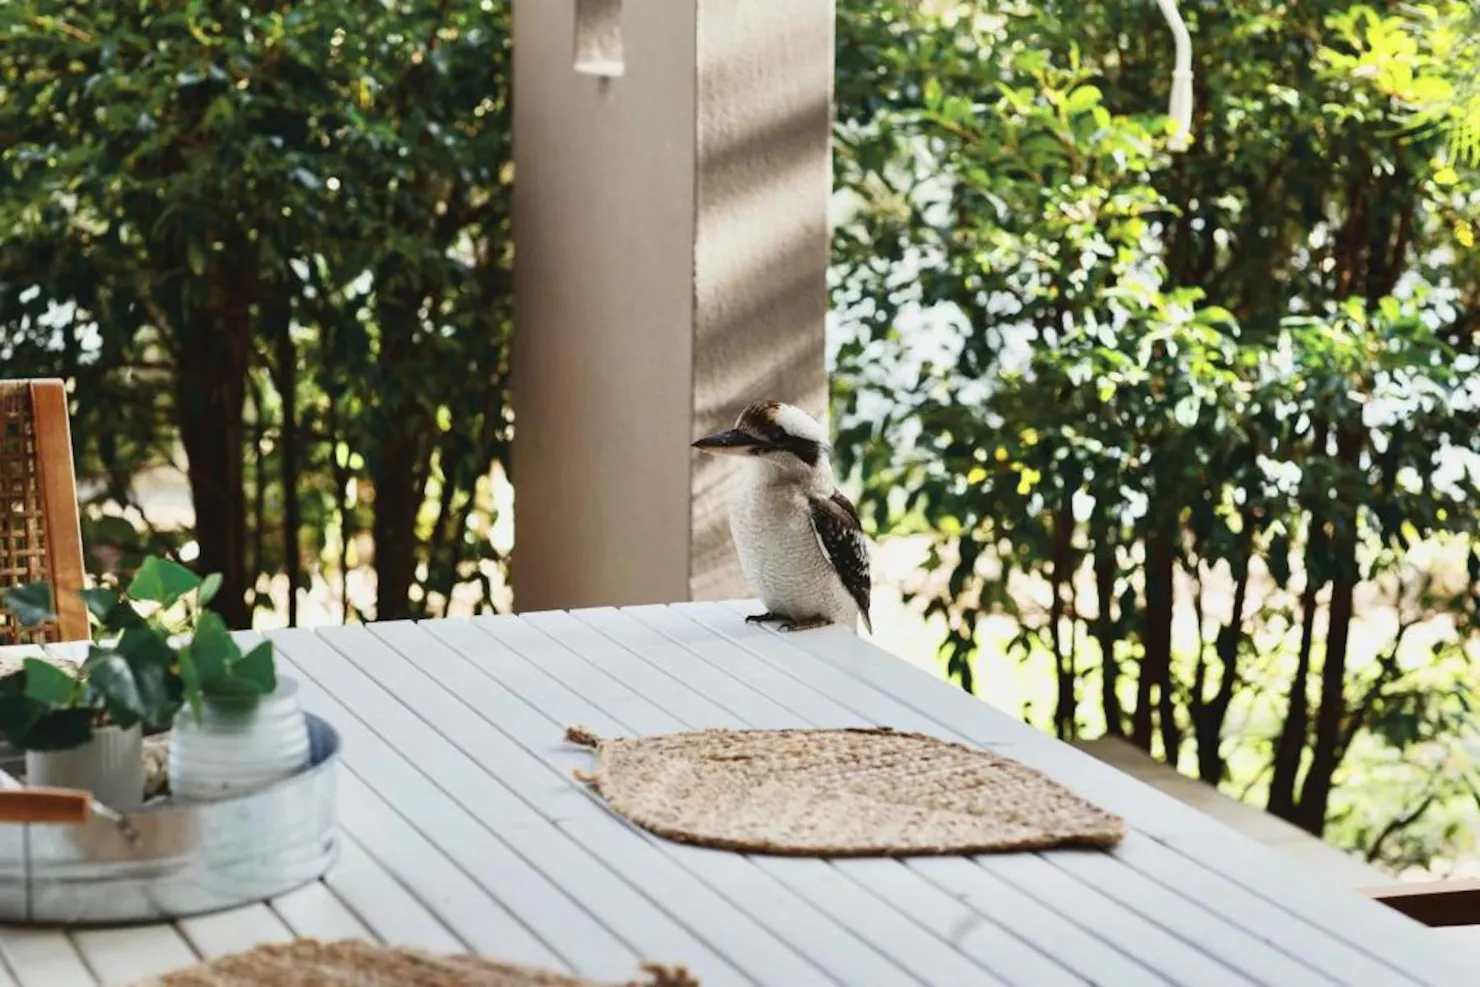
[0,0,515,628]
[0,578,171,751]
[104,556,277,719]
[832,0,1480,870]
[0,557,277,750]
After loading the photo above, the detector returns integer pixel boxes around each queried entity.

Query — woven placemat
[566,725,1124,856]
[127,939,698,987]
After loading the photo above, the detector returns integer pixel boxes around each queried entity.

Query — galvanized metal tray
[0,713,340,924]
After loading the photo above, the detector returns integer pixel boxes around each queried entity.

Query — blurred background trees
[831,0,1480,868]
[0,0,513,627]
[4,0,1480,869]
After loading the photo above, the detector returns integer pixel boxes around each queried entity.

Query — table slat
[177,903,295,960]
[268,878,375,943]
[71,925,197,987]
[321,834,464,954]
[0,927,95,987]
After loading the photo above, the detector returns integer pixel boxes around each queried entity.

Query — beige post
[512,0,832,611]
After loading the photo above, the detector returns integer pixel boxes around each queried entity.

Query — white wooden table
[0,602,1468,986]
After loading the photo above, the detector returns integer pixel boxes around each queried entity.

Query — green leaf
[127,557,202,607]
[177,645,203,724]
[0,671,42,746]
[1064,85,1103,115]
[197,572,223,607]
[109,627,185,724]
[86,649,146,729]
[232,641,277,695]
[201,676,265,698]
[23,658,79,706]
[186,238,206,276]
[2,582,56,627]
[81,588,147,630]
[14,709,95,752]
[116,625,176,667]
[131,655,183,726]
[923,77,943,109]
[190,610,238,689]
[80,588,120,624]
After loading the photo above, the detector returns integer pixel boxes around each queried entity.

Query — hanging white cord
[1154,0,1194,150]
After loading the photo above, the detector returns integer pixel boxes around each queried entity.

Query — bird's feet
[779,616,831,632]
[745,612,831,632]
[745,611,786,627]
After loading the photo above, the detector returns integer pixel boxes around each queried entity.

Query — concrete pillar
[512,0,833,612]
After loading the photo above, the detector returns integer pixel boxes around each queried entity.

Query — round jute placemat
[565,725,1124,856]
[127,939,699,987]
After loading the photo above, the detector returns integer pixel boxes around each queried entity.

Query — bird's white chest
[729,482,844,617]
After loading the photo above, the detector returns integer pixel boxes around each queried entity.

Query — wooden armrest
[1362,880,1480,927]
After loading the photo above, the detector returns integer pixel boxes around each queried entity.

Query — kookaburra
[693,400,872,634]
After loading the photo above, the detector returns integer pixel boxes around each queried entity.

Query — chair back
[0,379,87,643]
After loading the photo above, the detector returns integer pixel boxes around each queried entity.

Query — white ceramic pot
[168,676,311,802]
[25,723,145,811]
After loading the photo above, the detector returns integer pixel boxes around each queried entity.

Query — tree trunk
[372,428,422,621]
[368,258,431,621]
[1049,497,1076,739]
[1091,504,1123,737]
[1197,524,1253,784]
[1296,427,1364,833]
[269,300,301,628]
[1268,421,1331,818]
[1134,491,1180,758]
[175,325,251,629]
[1268,572,1320,818]
[1144,518,1180,762]
[1269,566,1327,819]
[317,308,357,624]
[248,378,266,605]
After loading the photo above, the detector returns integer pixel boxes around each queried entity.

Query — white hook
[1154,0,1194,151]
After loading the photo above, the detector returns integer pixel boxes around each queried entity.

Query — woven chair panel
[0,383,60,645]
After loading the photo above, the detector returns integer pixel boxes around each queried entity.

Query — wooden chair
[0,379,87,643]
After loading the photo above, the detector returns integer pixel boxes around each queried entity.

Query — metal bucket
[0,714,340,924]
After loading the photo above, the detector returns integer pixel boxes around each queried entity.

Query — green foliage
[23,658,81,706]
[0,0,514,628]
[0,641,105,750]
[833,0,1480,866]
[1340,2,1480,169]
[0,669,92,750]
[2,582,57,628]
[182,613,276,711]
[128,557,209,611]
[0,557,276,748]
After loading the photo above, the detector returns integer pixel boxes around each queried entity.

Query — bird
[692,400,872,634]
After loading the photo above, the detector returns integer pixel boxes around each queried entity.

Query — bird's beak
[692,428,761,456]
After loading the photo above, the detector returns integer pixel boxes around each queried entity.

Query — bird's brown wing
[808,491,872,633]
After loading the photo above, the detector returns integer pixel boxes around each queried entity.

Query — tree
[832,0,1480,857]
[0,0,513,625]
